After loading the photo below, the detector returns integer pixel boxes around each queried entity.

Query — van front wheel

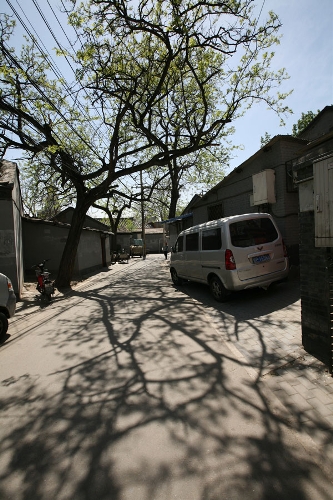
[209,276,229,302]
[170,268,184,286]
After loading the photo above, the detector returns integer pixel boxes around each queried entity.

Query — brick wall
[299,210,332,371]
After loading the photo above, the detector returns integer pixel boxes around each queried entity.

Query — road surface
[0,256,332,499]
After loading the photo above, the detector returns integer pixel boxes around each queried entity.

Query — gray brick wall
[299,210,332,371]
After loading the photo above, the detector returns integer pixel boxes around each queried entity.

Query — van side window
[174,236,183,253]
[202,228,222,250]
[229,218,278,247]
[185,232,199,251]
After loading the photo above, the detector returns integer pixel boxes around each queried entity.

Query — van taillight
[225,249,236,270]
[7,278,14,292]
[282,239,288,257]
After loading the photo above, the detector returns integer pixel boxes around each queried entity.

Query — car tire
[170,268,184,286]
[209,276,230,302]
[0,312,9,338]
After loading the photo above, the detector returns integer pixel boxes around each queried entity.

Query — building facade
[0,161,24,297]
[292,119,333,372]
[23,213,112,280]
[0,163,113,291]
[167,136,307,265]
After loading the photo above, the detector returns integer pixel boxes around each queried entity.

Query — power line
[5,0,64,82]
[35,0,113,149]
[6,0,111,153]
[1,41,106,161]
[32,0,78,79]
[48,0,81,51]
[2,0,153,194]
[28,0,110,145]
[258,0,266,22]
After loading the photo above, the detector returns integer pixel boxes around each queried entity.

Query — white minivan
[170,213,289,301]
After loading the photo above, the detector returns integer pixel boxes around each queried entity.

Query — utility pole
[140,169,146,259]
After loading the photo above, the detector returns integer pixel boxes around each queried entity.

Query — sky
[227,0,333,173]
[1,0,333,186]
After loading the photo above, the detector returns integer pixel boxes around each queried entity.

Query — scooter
[32,259,55,301]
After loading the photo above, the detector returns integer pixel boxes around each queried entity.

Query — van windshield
[229,218,278,247]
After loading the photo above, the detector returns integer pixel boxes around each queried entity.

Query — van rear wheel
[170,268,184,286]
[209,276,229,302]
[0,312,8,338]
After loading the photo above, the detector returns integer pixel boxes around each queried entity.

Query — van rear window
[229,218,278,247]
[202,228,222,250]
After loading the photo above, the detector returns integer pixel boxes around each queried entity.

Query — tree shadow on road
[0,263,332,500]
[175,277,302,376]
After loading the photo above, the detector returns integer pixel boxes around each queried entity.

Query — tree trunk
[55,202,90,288]
[169,175,180,219]
[168,192,178,219]
[168,159,180,219]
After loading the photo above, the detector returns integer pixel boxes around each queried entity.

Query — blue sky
[227,0,333,173]
[2,0,333,176]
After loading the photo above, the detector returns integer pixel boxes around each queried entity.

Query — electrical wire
[37,0,113,149]
[5,0,64,82]
[5,0,112,154]
[49,0,82,50]
[32,0,79,84]
[34,0,111,149]
[2,0,154,196]
[1,41,105,163]
[257,0,266,23]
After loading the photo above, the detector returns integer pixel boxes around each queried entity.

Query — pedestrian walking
[163,244,169,260]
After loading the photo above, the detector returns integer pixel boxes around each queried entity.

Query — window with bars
[208,203,223,221]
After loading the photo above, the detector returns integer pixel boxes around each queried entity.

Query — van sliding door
[200,228,223,280]
[184,232,201,280]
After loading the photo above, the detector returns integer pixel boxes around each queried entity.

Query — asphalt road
[1,255,332,500]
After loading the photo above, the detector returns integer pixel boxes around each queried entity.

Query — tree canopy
[292,110,320,137]
[0,1,291,286]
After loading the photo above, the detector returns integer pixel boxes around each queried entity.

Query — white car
[0,273,16,338]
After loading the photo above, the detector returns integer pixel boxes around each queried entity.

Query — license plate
[253,254,270,264]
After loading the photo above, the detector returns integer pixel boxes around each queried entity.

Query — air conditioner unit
[252,169,276,205]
